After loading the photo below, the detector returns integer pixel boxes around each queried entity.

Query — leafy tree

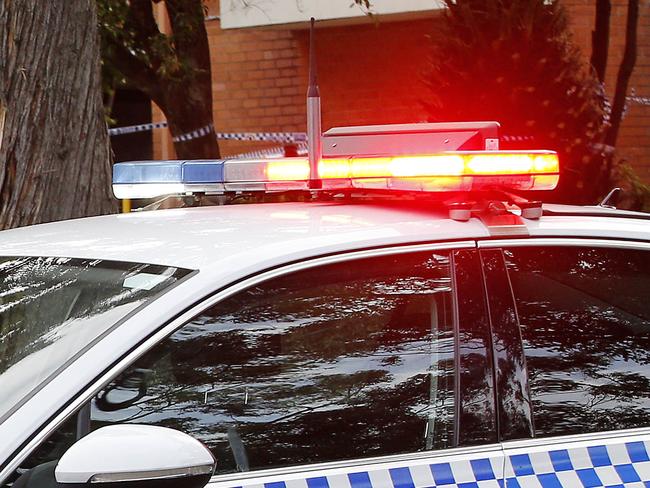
[98,0,220,159]
[590,0,645,207]
[0,0,114,229]
[423,0,606,203]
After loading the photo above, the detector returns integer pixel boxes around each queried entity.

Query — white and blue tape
[173,123,215,142]
[230,142,308,160]
[628,93,650,107]
[108,121,169,136]
[109,120,307,144]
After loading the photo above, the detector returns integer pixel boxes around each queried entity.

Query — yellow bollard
[121,199,132,213]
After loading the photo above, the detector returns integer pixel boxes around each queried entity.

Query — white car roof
[0,202,648,272]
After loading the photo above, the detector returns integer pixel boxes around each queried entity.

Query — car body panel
[1,202,649,486]
[1,203,648,275]
[0,203,489,270]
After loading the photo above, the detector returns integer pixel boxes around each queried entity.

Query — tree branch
[164,0,211,81]
[103,36,166,109]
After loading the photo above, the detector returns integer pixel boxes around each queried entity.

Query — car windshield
[0,256,191,423]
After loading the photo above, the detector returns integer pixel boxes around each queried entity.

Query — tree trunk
[0,0,115,230]
[104,0,221,160]
[591,0,611,83]
[159,84,220,160]
[161,0,220,160]
[605,0,638,149]
[599,0,639,194]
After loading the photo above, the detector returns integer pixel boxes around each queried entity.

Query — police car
[0,119,649,488]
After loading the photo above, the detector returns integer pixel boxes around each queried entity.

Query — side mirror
[54,425,215,488]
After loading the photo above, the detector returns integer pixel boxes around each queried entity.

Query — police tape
[172,123,214,143]
[231,142,308,160]
[108,121,169,136]
[628,94,650,106]
[108,120,307,144]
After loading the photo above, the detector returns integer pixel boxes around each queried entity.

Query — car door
[480,239,650,488]
[3,243,504,488]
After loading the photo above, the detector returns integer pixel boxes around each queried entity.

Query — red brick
[275,77,294,87]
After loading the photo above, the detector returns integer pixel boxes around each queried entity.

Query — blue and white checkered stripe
[210,441,650,488]
[211,454,504,488]
[505,441,650,488]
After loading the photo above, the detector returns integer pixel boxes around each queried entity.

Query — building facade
[152,0,650,181]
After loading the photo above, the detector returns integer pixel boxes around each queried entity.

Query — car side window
[91,251,457,474]
[504,245,650,438]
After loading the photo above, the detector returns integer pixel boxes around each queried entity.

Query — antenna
[307,17,322,189]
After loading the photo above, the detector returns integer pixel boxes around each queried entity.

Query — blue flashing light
[112,160,227,199]
[113,160,225,185]
[182,160,225,184]
[113,161,183,184]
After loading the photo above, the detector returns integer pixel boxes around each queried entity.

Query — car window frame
[1,240,500,485]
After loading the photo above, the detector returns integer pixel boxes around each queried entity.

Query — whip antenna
[307,17,322,189]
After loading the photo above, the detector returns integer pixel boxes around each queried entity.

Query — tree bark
[591,0,611,83]
[593,0,638,197]
[605,0,638,149]
[0,0,114,229]
[158,87,219,160]
[163,0,220,159]
[102,0,220,160]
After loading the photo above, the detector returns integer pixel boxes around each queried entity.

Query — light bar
[317,151,558,179]
[112,151,559,199]
[112,160,227,199]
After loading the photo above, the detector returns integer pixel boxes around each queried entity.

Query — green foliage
[424,0,606,203]
[97,0,220,159]
[614,162,650,211]
[97,0,208,109]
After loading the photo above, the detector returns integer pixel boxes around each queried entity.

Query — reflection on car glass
[91,252,457,474]
[0,256,189,423]
[505,246,650,438]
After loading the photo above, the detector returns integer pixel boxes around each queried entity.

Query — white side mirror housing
[55,425,215,486]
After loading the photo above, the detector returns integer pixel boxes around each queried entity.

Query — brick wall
[154,0,307,158]
[153,0,650,182]
[563,0,650,180]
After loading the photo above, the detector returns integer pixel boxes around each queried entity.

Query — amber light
[263,152,559,189]
[464,153,559,175]
[317,159,351,179]
[266,159,310,181]
[317,152,559,179]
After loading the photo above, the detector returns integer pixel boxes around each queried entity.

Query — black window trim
[479,248,534,442]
